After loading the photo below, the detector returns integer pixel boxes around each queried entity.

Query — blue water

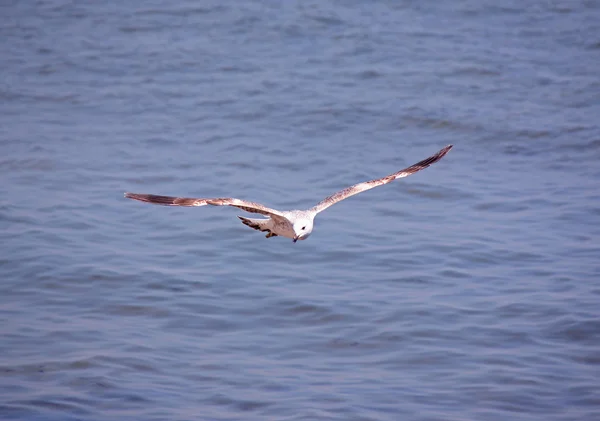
[1,1,599,420]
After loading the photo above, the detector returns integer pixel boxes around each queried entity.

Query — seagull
[125,145,452,242]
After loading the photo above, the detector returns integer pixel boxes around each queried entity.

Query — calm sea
[1,1,599,420]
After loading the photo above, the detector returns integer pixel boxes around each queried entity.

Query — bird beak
[293,236,299,243]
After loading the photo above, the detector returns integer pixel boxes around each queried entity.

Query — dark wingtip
[439,144,453,156]
[124,192,144,201]
[416,144,453,168]
[124,192,171,205]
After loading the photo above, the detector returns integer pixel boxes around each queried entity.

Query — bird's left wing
[124,193,286,219]
[310,145,453,215]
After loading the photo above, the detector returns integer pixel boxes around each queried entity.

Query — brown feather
[125,193,284,218]
[311,145,452,214]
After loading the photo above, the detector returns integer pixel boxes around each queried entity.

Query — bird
[125,144,452,242]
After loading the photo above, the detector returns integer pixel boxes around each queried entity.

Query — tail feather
[238,216,264,231]
[237,216,277,237]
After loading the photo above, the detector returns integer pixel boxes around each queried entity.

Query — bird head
[293,218,314,243]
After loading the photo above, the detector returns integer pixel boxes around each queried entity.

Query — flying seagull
[125,144,452,242]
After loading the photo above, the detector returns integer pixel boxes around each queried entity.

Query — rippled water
[1,1,599,420]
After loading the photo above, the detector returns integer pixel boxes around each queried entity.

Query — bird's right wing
[124,193,286,219]
[310,145,453,214]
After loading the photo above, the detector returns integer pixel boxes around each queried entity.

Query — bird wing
[310,145,453,214]
[124,193,286,219]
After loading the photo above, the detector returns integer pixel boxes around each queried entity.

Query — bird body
[238,210,313,241]
[125,145,452,242]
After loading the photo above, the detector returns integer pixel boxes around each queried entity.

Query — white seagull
[125,145,452,242]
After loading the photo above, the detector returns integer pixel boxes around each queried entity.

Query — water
[1,1,599,420]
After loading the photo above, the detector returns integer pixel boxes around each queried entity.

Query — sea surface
[1,1,599,420]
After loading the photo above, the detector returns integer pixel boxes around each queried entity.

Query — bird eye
[301,226,306,230]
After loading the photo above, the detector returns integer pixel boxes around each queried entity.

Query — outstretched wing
[310,145,453,214]
[124,193,286,218]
